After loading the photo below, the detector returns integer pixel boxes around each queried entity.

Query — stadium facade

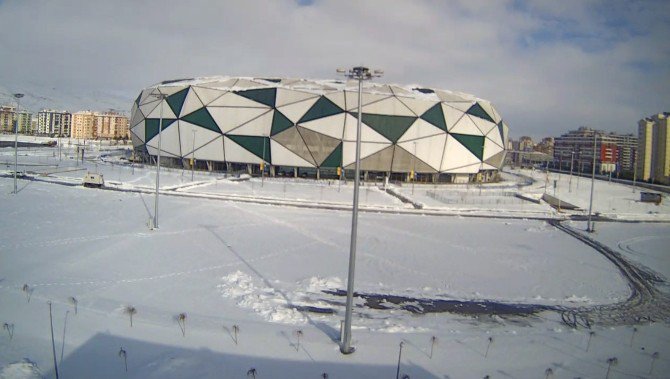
[130,77,509,182]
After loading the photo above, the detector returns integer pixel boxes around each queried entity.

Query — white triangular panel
[398,133,447,171]
[179,89,204,117]
[130,109,144,128]
[179,121,222,158]
[155,86,187,97]
[486,125,504,149]
[130,131,143,147]
[198,78,239,89]
[146,100,177,119]
[444,162,481,174]
[233,79,266,89]
[146,145,179,158]
[130,120,145,143]
[342,141,391,167]
[478,101,497,123]
[227,110,274,136]
[483,137,504,161]
[449,115,483,135]
[441,135,481,171]
[146,123,181,157]
[192,136,225,161]
[444,101,473,113]
[435,90,471,102]
[223,136,263,164]
[471,116,497,135]
[277,97,319,123]
[397,119,445,143]
[192,86,226,106]
[208,92,269,108]
[276,88,319,107]
[299,113,345,140]
[502,122,509,146]
[343,113,389,143]
[482,162,498,170]
[442,104,466,129]
[397,98,439,117]
[270,140,315,168]
[139,99,160,117]
[138,89,159,106]
[208,107,268,134]
[390,86,414,96]
[489,104,502,124]
[324,92,346,111]
[361,97,415,116]
[344,91,391,111]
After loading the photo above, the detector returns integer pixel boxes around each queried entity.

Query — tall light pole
[12,93,24,194]
[587,131,597,232]
[412,141,416,195]
[191,129,196,182]
[336,66,382,354]
[569,151,574,193]
[632,149,637,193]
[150,90,167,230]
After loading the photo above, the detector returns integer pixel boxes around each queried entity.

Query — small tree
[650,352,659,375]
[118,347,127,372]
[177,313,187,337]
[68,297,78,315]
[124,306,137,327]
[3,323,14,341]
[247,367,257,378]
[429,336,438,359]
[232,324,239,345]
[294,329,303,352]
[544,367,553,379]
[485,336,493,358]
[586,331,595,352]
[22,284,33,303]
[605,357,618,379]
[321,373,328,379]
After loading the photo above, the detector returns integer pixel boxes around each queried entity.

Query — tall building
[638,112,670,184]
[1,105,32,134]
[95,111,130,139]
[71,111,97,139]
[37,110,72,136]
[553,127,634,174]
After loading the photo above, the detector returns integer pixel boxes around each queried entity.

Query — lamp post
[191,130,196,182]
[12,93,24,194]
[150,90,167,230]
[632,150,637,193]
[336,66,383,354]
[412,141,416,195]
[587,132,597,232]
[569,151,574,193]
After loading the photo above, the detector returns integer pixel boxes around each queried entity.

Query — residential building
[553,127,634,174]
[37,110,72,136]
[71,111,97,139]
[95,111,130,139]
[1,105,32,134]
[637,112,670,184]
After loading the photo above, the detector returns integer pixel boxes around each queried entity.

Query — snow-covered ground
[1,143,669,378]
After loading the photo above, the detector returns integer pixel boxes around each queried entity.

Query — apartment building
[37,110,72,136]
[638,112,670,184]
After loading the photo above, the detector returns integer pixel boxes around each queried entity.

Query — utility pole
[150,91,167,230]
[587,132,597,232]
[12,93,24,194]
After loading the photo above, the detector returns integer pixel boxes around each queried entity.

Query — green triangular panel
[166,88,189,117]
[145,118,177,142]
[451,133,485,160]
[134,93,142,106]
[466,103,495,123]
[420,103,447,131]
[320,143,342,168]
[236,88,277,107]
[227,135,271,162]
[271,109,294,136]
[361,114,417,143]
[298,96,343,123]
[181,108,221,133]
[497,121,505,143]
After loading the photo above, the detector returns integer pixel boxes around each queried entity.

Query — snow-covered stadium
[129,77,509,182]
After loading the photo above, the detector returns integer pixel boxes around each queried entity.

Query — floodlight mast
[150,90,168,230]
[337,66,382,355]
[13,93,24,194]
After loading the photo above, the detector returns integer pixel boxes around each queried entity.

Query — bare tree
[650,352,659,375]
[544,367,553,379]
[118,347,127,372]
[485,336,493,358]
[68,297,78,315]
[629,326,638,347]
[429,336,438,359]
[3,323,14,341]
[22,284,33,303]
[177,313,187,337]
[294,329,303,352]
[124,306,137,327]
[321,373,328,379]
[247,367,257,378]
[605,357,618,379]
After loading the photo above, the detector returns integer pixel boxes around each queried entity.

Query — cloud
[0,0,668,139]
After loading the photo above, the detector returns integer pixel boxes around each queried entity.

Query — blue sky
[0,0,668,140]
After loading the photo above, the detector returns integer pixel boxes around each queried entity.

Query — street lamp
[191,129,196,182]
[12,93,24,194]
[150,90,167,230]
[337,66,382,354]
[587,132,598,232]
[569,151,574,193]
